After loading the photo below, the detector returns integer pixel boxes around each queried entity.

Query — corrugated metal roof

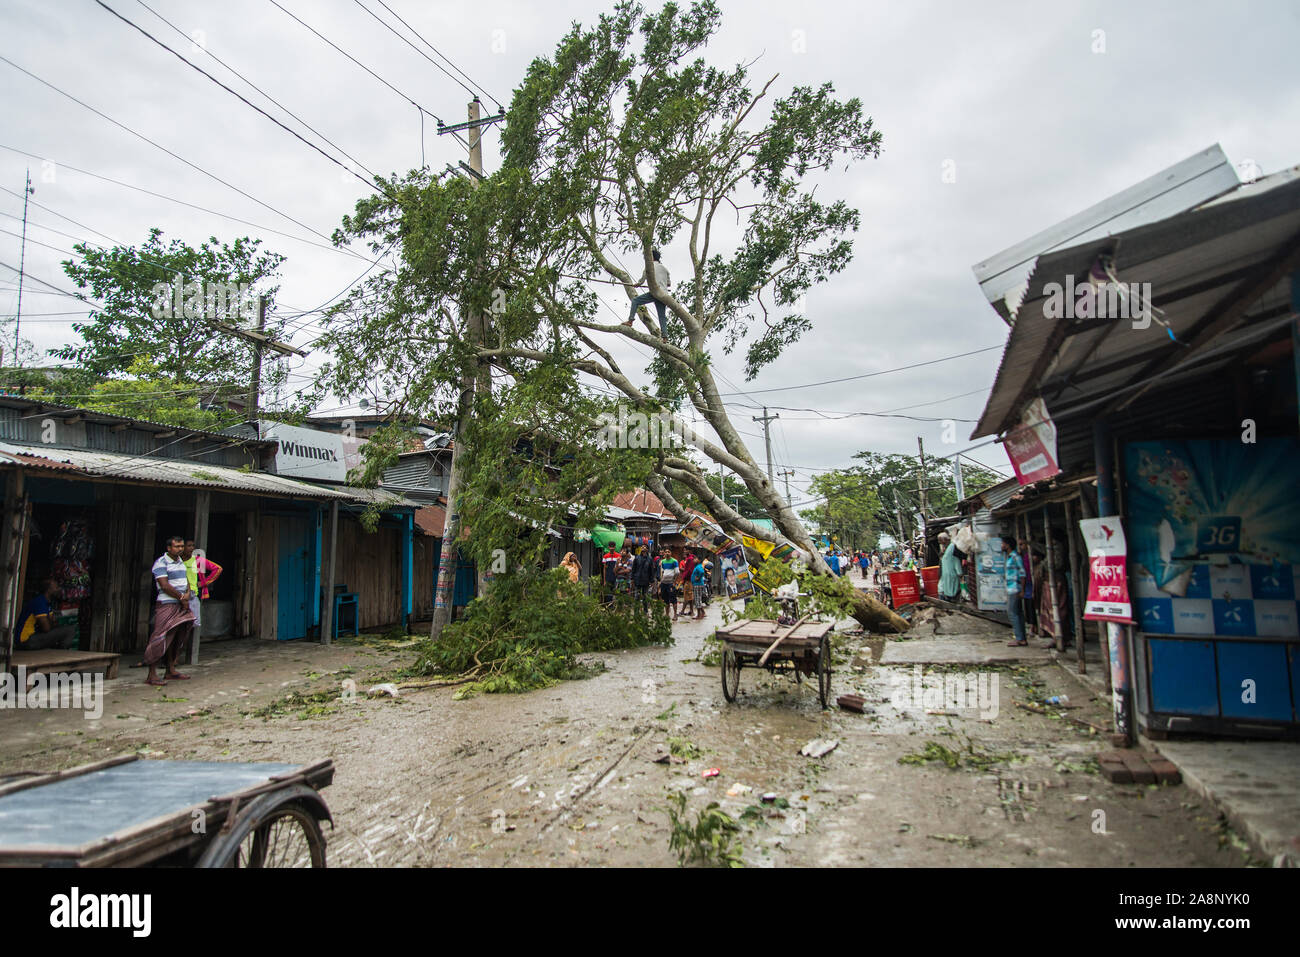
[0,440,350,498]
[0,397,274,449]
[972,145,1238,322]
[973,169,1300,439]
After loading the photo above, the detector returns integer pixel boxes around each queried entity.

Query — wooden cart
[0,755,335,868]
[717,618,835,708]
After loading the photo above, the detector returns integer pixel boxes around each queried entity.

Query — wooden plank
[0,754,138,799]
[134,506,157,652]
[758,614,813,666]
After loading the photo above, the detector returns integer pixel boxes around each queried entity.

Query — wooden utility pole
[249,297,266,418]
[211,294,304,421]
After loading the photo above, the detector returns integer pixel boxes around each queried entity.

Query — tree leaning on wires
[317,0,908,632]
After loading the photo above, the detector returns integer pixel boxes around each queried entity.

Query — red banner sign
[1078,517,1133,623]
[1003,398,1061,485]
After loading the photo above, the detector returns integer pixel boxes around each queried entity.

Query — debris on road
[837,694,867,713]
[799,738,839,758]
[368,683,401,698]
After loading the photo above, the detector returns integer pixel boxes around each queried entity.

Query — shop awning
[972,166,1300,440]
[0,440,415,506]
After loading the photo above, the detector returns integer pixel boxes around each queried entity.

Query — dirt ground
[0,589,1256,867]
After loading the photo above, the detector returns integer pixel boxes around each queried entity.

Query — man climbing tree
[317,0,907,631]
[622,248,671,338]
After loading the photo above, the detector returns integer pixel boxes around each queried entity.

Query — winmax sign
[259,422,366,483]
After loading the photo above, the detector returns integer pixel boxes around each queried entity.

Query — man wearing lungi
[145,536,195,686]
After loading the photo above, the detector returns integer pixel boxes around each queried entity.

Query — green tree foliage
[318,0,884,571]
[799,469,882,548]
[410,565,672,696]
[52,229,290,418]
[849,451,1004,541]
[29,358,230,431]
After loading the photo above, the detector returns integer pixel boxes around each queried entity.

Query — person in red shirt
[601,546,621,603]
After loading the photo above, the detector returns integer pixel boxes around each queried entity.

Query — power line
[0,55,349,251]
[367,0,504,111]
[715,344,1004,396]
[267,0,445,126]
[95,0,379,191]
[0,143,369,261]
[133,0,384,178]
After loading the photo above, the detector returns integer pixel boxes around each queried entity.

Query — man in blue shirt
[1002,536,1027,645]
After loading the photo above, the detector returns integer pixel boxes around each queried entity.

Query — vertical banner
[1078,517,1133,623]
[1002,397,1062,485]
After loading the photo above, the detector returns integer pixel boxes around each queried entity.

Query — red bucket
[889,570,920,607]
[920,565,941,598]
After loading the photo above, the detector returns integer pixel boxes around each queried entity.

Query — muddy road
[1,599,1250,867]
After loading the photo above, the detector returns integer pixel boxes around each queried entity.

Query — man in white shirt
[623,249,671,338]
[144,536,196,686]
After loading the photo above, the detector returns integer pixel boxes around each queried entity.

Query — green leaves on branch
[409,566,672,697]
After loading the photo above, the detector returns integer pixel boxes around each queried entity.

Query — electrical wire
[95,0,379,191]
[0,142,369,261]
[370,0,504,111]
[0,55,350,250]
[267,0,445,125]
[133,0,382,180]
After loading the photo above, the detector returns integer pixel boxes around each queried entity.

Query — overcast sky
[3,0,1299,508]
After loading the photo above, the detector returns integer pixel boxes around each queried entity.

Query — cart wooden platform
[0,755,335,868]
[716,618,835,708]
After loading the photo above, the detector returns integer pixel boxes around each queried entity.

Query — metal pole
[1094,419,1134,745]
[14,170,33,363]
[322,500,338,646]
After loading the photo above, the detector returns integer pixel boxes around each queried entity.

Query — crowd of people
[560,544,715,621]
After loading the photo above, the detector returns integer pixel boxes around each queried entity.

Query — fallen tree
[315,0,907,632]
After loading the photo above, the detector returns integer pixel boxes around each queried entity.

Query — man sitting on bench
[15,578,78,651]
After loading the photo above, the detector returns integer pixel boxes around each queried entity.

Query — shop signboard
[1002,397,1061,485]
[261,421,366,483]
[1078,517,1134,623]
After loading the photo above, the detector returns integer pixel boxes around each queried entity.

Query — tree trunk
[649,469,909,633]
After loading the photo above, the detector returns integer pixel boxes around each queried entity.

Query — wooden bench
[9,649,121,690]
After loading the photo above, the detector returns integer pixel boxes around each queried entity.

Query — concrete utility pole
[431,97,504,639]
[779,467,794,503]
[916,436,928,519]
[752,406,779,486]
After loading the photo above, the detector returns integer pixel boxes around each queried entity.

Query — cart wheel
[233,804,326,868]
[815,635,832,709]
[722,648,741,703]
